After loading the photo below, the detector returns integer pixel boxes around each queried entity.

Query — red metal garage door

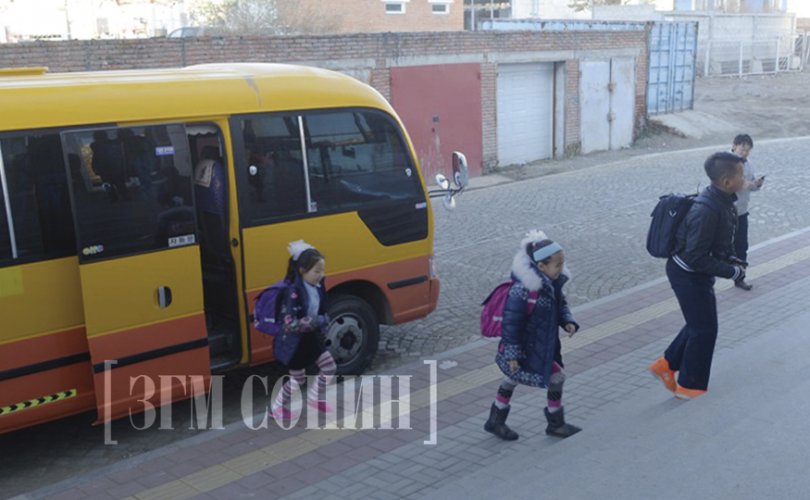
[390,64,483,179]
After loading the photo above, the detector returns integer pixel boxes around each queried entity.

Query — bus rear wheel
[325,295,379,375]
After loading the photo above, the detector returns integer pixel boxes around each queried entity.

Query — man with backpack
[649,152,746,400]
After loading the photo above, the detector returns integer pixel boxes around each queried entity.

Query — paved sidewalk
[426,304,810,500]
[12,227,810,500]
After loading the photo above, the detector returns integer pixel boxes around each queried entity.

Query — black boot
[544,407,581,438]
[484,403,519,441]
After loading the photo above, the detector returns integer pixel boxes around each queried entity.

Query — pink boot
[270,405,300,422]
[308,400,333,413]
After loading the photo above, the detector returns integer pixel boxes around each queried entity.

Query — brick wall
[565,59,581,157]
[634,25,652,142]
[480,63,498,167]
[0,28,649,170]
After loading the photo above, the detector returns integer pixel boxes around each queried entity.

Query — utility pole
[63,0,72,40]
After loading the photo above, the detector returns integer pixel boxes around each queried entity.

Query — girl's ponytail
[284,256,298,283]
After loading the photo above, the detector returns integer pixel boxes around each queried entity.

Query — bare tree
[568,0,634,12]
[724,0,740,13]
[191,0,280,34]
[191,0,343,35]
[276,0,344,35]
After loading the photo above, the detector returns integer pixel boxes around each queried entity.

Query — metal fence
[700,33,807,77]
[802,32,810,70]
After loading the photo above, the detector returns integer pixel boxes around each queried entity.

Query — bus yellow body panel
[241,212,431,292]
[0,257,83,344]
[79,246,204,337]
[0,64,392,132]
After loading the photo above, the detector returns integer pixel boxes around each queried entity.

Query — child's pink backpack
[480,281,539,337]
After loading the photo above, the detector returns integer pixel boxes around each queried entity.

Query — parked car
[166,26,223,38]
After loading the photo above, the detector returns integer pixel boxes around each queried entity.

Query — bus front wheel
[325,295,379,375]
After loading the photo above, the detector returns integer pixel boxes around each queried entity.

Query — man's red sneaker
[649,357,677,392]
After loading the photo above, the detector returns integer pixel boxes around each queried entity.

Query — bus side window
[0,133,76,267]
[63,125,196,262]
[302,110,423,213]
[238,115,308,223]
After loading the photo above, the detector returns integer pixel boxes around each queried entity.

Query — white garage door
[610,57,635,150]
[580,57,636,154]
[497,63,554,166]
[580,60,611,154]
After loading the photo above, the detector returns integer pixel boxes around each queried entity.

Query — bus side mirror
[451,152,469,189]
[435,173,450,190]
[428,151,468,210]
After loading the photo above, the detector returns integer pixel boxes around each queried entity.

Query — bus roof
[0,63,393,132]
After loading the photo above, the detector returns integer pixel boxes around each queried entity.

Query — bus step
[210,354,239,372]
[207,330,230,356]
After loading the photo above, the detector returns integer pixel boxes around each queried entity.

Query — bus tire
[325,295,379,375]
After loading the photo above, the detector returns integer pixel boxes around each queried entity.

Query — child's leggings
[273,351,337,408]
[494,362,565,410]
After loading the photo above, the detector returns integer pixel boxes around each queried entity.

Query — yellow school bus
[0,63,463,434]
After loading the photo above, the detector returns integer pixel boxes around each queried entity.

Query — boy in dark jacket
[649,152,746,400]
[730,133,765,291]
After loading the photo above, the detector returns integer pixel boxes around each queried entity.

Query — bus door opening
[187,126,241,369]
[61,124,213,423]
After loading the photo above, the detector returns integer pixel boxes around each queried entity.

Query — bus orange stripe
[0,364,96,435]
[328,255,434,324]
[88,314,207,362]
[0,327,88,372]
[247,255,436,365]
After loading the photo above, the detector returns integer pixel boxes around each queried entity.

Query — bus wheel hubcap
[326,315,363,364]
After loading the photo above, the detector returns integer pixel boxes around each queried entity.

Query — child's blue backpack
[253,280,289,336]
[646,193,720,258]
[480,281,539,338]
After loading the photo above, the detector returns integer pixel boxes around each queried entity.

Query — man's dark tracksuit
[666,185,742,391]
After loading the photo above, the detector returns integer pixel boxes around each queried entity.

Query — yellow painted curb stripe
[127,245,810,500]
[0,389,77,417]
[128,370,499,500]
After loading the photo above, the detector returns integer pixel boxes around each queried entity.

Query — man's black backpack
[646,193,719,258]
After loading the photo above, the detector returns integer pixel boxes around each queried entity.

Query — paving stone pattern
[374,137,810,371]
[277,274,810,499]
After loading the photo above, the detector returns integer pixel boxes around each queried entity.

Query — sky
[787,0,810,17]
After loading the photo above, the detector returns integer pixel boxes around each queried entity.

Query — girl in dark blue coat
[485,231,582,440]
[270,240,337,421]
